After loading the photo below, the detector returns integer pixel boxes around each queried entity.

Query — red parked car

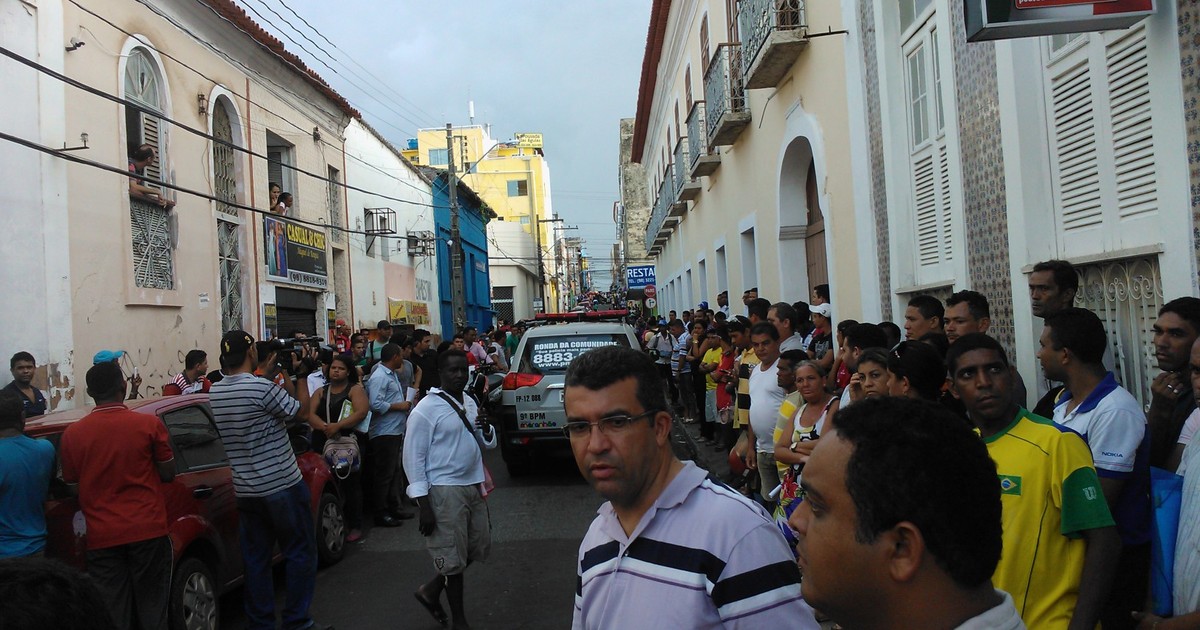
[27,394,347,630]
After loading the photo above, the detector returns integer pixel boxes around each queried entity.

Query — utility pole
[535,217,563,313]
[447,123,466,330]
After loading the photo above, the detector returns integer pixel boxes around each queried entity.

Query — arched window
[124,47,174,290]
[212,96,244,331]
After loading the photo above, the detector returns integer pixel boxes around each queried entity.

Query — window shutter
[141,113,162,186]
[937,143,952,261]
[267,150,284,191]
[1048,56,1102,232]
[1105,26,1155,222]
[913,152,939,266]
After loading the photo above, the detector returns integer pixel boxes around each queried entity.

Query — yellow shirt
[734,349,759,429]
[985,408,1114,630]
[703,348,723,391]
[773,391,801,477]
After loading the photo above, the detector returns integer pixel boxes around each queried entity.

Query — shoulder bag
[321,384,361,479]
[435,391,496,497]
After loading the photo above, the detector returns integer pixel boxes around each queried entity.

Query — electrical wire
[66,0,438,209]
[263,0,440,124]
[235,0,430,134]
[0,128,380,237]
[247,0,438,128]
[0,43,442,211]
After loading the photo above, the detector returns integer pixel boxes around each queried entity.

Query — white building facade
[343,119,441,334]
[1,0,357,407]
[845,0,1196,403]
[629,0,864,319]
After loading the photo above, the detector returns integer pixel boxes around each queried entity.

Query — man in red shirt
[60,361,175,630]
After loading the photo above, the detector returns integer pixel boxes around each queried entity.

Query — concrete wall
[0,0,74,409]
[343,120,440,333]
[31,0,350,404]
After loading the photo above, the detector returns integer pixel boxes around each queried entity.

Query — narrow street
[221,420,728,629]
[226,450,600,630]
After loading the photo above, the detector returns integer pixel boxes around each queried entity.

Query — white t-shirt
[1179,408,1200,447]
[1052,375,1145,476]
[779,334,806,354]
[748,360,786,453]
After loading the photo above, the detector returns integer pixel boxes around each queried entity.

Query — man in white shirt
[403,350,496,630]
[1039,308,1150,629]
[789,397,1024,630]
[746,322,786,510]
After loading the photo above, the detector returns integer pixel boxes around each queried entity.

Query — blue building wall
[431,174,492,339]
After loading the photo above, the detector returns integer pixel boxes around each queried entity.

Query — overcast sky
[251,0,651,287]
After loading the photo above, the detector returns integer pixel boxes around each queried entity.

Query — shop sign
[965,0,1153,41]
[264,216,328,289]
[626,265,656,290]
[388,299,432,325]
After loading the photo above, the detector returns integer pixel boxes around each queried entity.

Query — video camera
[280,336,323,350]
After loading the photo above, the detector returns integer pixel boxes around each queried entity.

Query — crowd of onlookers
[7,252,1200,628]
[0,317,525,630]
[621,260,1200,629]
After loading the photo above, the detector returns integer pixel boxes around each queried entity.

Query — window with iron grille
[1074,256,1164,407]
[492,286,515,323]
[218,220,243,332]
[213,100,242,331]
[125,48,173,290]
[327,166,344,243]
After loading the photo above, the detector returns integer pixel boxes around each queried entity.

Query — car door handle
[192,486,214,499]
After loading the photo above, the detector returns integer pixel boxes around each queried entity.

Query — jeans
[370,434,404,515]
[236,481,317,630]
[86,535,172,630]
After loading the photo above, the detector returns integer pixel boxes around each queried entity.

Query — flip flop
[414,589,448,627]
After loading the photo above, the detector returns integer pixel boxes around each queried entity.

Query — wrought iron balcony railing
[739,0,808,88]
[703,44,750,147]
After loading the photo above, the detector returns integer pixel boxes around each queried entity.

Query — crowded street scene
[3,0,1200,628]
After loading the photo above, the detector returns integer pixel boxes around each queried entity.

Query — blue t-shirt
[0,435,56,557]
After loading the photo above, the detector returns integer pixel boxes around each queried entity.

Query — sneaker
[347,529,364,543]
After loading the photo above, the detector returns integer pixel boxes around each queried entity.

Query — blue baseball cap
[93,349,125,364]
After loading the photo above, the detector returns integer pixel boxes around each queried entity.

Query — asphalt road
[224,420,729,629]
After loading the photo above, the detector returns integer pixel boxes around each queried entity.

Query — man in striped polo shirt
[209,330,329,630]
[564,346,816,629]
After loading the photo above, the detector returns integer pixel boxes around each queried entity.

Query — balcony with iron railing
[674,139,701,202]
[644,187,670,253]
[686,101,720,177]
[704,43,751,148]
[739,0,808,89]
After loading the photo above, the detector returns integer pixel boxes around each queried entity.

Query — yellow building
[403,125,561,317]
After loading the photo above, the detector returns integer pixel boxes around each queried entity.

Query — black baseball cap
[221,330,255,357]
[377,319,392,329]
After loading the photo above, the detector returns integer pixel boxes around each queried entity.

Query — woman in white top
[774,361,838,516]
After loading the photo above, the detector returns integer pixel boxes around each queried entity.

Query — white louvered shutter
[1045,24,1157,256]
[1048,54,1103,234]
[1106,27,1155,223]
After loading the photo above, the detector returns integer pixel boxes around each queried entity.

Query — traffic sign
[643,284,657,298]
[644,297,657,309]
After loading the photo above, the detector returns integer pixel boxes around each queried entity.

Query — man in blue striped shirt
[209,330,328,630]
[564,346,816,629]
